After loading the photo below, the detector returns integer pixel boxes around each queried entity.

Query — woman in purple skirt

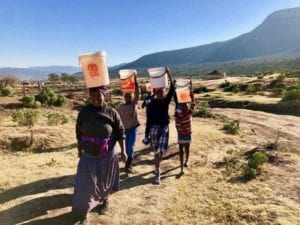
[72,86,127,224]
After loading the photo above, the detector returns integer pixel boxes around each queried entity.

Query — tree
[0,75,19,88]
[69,75,79,84]
[48,73,61,82]
[12,109,40,145]
[61,73,71,83]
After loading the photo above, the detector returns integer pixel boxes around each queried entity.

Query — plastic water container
[79,51,109,88]
[119,69,137,93]
[148,67,168,88]
[176,88,191,103]
[176,79,190,88]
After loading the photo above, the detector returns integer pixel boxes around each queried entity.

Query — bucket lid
[148,67,166,78]
[119,69,137,79]
[79,51,107,59]
[176,79,190,88]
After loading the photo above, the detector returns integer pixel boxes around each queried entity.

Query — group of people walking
[71,68,194,224]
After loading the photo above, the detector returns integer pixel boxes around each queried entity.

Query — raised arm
[190,80,195,110]
[133,74,139,104]
[165,67,175,104]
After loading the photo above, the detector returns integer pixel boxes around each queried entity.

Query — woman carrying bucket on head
[72,51,127,225]
[174,80,195,175]
[117,70,140,173]
[147,66,174,184]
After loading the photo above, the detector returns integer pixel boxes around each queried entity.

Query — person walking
[147,67,174,184]
[72,86,127,224]
[118,74,140,173]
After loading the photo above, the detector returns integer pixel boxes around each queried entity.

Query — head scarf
[88,86,107,95]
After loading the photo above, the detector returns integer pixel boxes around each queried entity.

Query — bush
[242,151,268,178]
[192,101,213,118]
[1,87,15,96]
[111,88,122,96]
[223,120,240,134]
[12,109,40,145]
[246,83,263,94]
[224,83,239,93]
[21,96,35,107]
[286,83,300,92]
[281,89,300,102]
[35,88,67,106]
[193,86,208,93]
[223,149,241,175]
[12,109,40,127]
[238,83,249,92]
[55,94,67,106]
[10,137,32,151]
[219,80,231,88]
[33,101,42,108]
[47,113,69,126]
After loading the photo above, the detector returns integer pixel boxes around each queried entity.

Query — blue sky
[0,0,299,67]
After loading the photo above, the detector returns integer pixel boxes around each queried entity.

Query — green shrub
[35,88,66,106]
[21,96,35,107]
[11,109,40,145]
[12,109,40,127]
[238,83,249,92]
[219,80,230,88]
[286,83,300,91]
[224,83,239,93]
[223,149,241,175]
[47,113,69,126]
[270,88,286,97]
[246,83,263,94]
[33,101,42,108]
[193,86,208,93]
[55,94,67,106]
[111,88,122,96]
[1,87,15,96]
[242,151,268,178]
[192,101,213,118]
[223,120,240,134]
[281,89,300,102]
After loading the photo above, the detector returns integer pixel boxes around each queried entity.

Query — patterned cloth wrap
[81,135,111,158]
[150,124,169,154]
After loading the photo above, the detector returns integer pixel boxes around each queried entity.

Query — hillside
[122,7,300,69]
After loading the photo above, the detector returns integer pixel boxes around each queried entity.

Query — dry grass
[0,77,299,225]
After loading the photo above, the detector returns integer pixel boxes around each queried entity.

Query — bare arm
[133,74,139,104]
[190,80,195,110]
[165,67,175,104]
[118,138,127,163]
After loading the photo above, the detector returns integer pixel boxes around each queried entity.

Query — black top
[147,83,174,125]
[76,104,125,155]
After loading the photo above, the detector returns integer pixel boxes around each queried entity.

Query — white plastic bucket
[79,51,109,88]
[176,79,190,88]
[119,69,137,79]
[148,67,168,88]
[176,88,191,103]
[119,69,137,93]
